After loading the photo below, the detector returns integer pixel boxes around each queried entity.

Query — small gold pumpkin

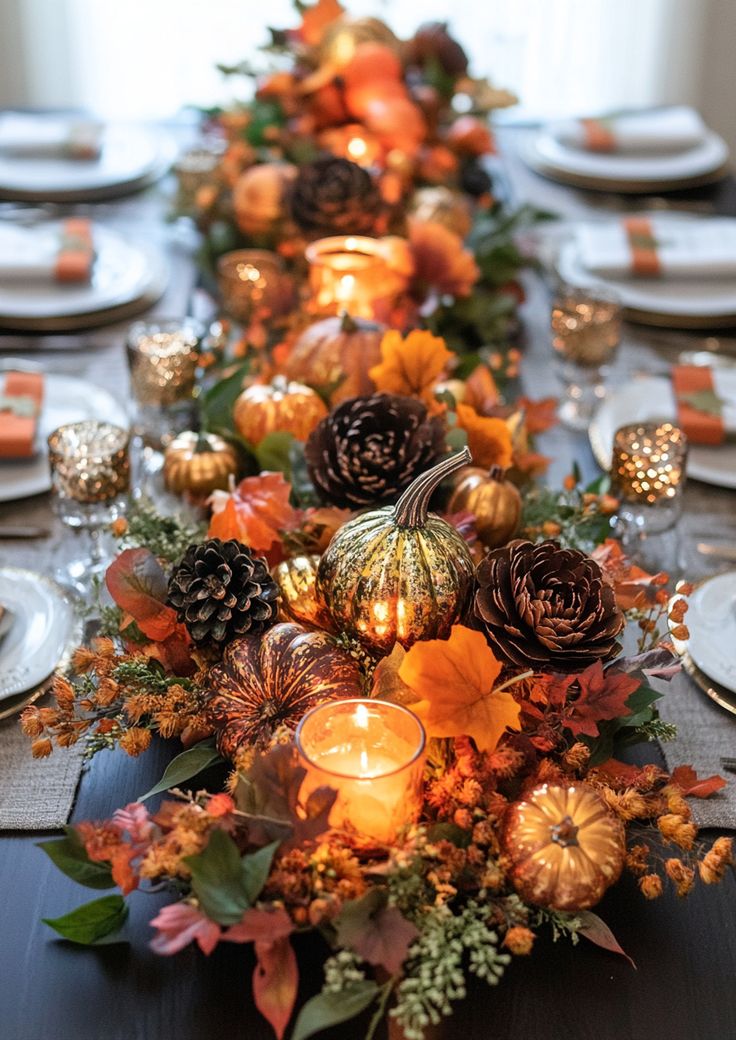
[163,431,239,499]
[502,783,626,911]
[232,376,328,445]
[283,313,385,404]
[317,448,475,654]
[273,554,334,631]
[446,464,522,549]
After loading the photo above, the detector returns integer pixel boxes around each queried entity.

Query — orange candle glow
[305,235,401,320]
[295,699,426,846]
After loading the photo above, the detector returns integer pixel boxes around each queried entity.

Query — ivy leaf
[254,432,297,478]
[37,827,114,889]
[105,547,178,641]
[671,765,726,799]
[138,740,223,802]
[241,841,280,904]
[336,889,418,976]
[252,936,298,1040]
[184,830,279,926]
[200,361,250,436]
[43,895,128,945]
[291,981,380,1040]
[564,662,640,739]
[576,910,636,970]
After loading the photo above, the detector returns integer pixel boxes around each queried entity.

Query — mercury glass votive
[610,421,688,533]
[126,318,202,448]
[173,147,222,216]
[296,699,426,847]
[216,249,287,327]
[305,235,398,320]
[551,286,622,430]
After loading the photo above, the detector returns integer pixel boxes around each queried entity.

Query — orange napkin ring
[623,217,661,277]
[55,217,94,283]
[672,365,724,446]
[0,371,44,459]
[581,117,615,152]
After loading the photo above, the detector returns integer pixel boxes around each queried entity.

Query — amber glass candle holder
[47,420,130,595]
[611,421,688,535]
[216,249,289,327]
[305,235,398,320]
[296,699,426,848]
[551,286,622,430]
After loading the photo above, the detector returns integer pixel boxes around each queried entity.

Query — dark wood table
[1,127,735,1040]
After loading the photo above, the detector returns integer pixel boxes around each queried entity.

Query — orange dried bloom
[668,599,688,623]
[206,793,235,818]
[71,646,97,674]
[665,858,695,897]
[56,731,79,748]
[96,718,118,735]
[20,708,44,737]
[626,844,651,877]
[712,837,734,863]
[76,821,123,862]
[31,737,53,758]
[562,742,591,772]
[677,582,695,596]
[563,473,577,491]
[542,520,562,537]
[111,517,128,537]
[52,675,76,712]
[664,789,690,817]
[96,677,120,708]
[670,624,690,641]
[119,727,152,757]
[453,808,473,830]
[503,926,535,955]
[658,814,697,850]
[639,874,663,899]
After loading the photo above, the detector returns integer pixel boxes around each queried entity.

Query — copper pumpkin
[232,376,328,445]
[205,622,363,757]
[317,448,475,654]
[163,431,239,499]
[283,313,385,404]
[273,554,334,631]
[447,464,521,549]
[502,783,626,911]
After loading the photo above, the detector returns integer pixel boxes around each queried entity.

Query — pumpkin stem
[551,815,580,848]
[339,311,358,334]
[194,432,212,453]
[394,447,472,528]
[488,464,504,482]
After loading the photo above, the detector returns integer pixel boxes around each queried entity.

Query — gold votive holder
[295,699,426,848]
[126,318,202,447]
[173,147,222,215]
[216,249,288,326]
[610,421,688,533]
[305,235,399,320]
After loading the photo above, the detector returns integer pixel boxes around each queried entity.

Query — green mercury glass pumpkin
[317,447,475,653]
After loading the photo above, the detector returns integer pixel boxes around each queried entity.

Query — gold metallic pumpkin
[447,464,521,549]
[273,554,334,631]
[408,186,473,239]
[163,431,239,499]
[502,783,626,911]
[232,376,328,445]
[283,313,385,404]
[317,448,475,653]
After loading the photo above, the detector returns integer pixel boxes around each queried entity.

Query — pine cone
[460,161,493,198]
[167,539,279,646]
[473,539,624,672]
[289,157,381,238]
[305,393,446,508]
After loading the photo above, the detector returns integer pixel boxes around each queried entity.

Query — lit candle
[610,421,688,533]
[216,249,287,326]
[305,235,402,320]
[295,699,426,846]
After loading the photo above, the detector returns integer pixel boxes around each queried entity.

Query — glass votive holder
[551,286,622,430]
[126,318,203,448]
[173,146,222,216]
[610,421,689,535]
[305,235,400,320]
[47,420,130,594]
[295,699,426,848]
[216,249,289,327]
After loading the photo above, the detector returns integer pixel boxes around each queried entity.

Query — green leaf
[138,740,223,802]
[427,822,472,848]
[241,841,280,904]
[291,981,380,1040]
[43,895,128,945]
[200,361,251,436]
[255,431,296,478]
[184,830,280,926]
[37,827,114,890]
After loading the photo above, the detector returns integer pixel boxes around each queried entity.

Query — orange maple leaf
[369,328,452,410]
[399,625,521,752]
[455,403,513,470]
[517,396,559,435]
[296,0,345,46]
[463,364,500,415]
[208,472,301,559]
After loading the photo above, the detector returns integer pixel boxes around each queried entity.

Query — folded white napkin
[0,221,94,283]
[576,218,736,279]
[552,106,706,154]
[0,114,102,161]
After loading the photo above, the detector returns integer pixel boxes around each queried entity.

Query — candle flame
[354,702,370,729]
[347,137,368,160]
[360,749,369,775]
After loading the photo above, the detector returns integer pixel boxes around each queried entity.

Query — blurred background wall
[0,0,732,148]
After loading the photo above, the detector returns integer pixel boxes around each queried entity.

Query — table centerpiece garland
[21,4,733,1040]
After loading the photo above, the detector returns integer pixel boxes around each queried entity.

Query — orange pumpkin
[284,313,385,403]
[360,95,427,154]
[233,376,328,445]
[446,115,494,157]
[341,42,403,92]
[446,465,522,549]
[232,163,297,238]
[503,784,626,910]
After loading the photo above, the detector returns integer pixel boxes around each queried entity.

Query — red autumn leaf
[594,758,646,785]
[252,936,298,1040]
[336,890,418,976]
[564,661,639,739]
[591,540,669,611]
[223,906,293,945]
[671,765,727,799]
[105,548,178,641]
[138,627,195,676]
[517,396,559,435]
[208,472,301,558]
[576,911,636,970]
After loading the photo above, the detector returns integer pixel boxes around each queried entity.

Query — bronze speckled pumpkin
[447,464,521,549]
[163,431,239,499]
[233,376,328,445]
[503,783,626,911]
[205,622,363,757]
[273,554,334,631]
[283,313,385,404]
[317,448,475,653]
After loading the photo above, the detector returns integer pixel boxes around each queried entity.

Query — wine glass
[551,285,622,430]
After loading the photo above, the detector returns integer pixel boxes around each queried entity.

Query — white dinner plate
[589,375,736,490]
[0,569,78,700]
[0,371,128,502]
[0,120,176,202]
[685,572,736,694]
[557,216,736,326]
[525,127,729,192]
[0,223,168,330]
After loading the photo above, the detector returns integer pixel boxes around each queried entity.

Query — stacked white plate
[670,572,736,715]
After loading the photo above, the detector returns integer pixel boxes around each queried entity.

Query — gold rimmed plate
[669,573,736,716]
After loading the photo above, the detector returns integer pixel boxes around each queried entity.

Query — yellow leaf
[399,625,521,752]
[369,329,452,410]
